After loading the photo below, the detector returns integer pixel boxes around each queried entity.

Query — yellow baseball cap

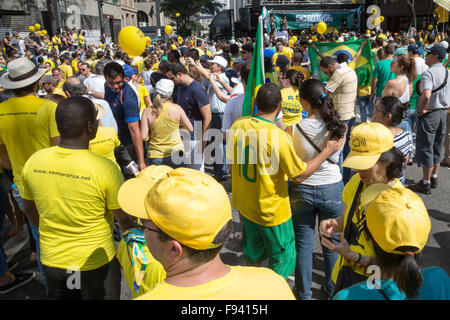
[118,166,232,250]
[342,122,394,170]
[360,183,392,211]
[366,188,431,255]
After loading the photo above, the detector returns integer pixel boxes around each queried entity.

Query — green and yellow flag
[243,16,265,116]
[309,39,374,86]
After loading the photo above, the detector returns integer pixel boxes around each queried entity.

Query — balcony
[238,0,363,5]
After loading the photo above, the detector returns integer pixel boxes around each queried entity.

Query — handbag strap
[295,123,337,165]
[343,181,364,241]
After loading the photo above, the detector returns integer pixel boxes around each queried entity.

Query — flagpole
[259,15,265,77]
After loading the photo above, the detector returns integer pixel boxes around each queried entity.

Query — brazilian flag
[243,16,265,116]
[309,39,375,86]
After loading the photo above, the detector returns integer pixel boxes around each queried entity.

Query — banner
[242,16,265,117]
[309,39,374,86]
[273,8,363,30]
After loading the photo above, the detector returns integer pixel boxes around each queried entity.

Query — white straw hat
[0,57,47,89]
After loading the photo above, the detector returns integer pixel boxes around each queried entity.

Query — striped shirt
[325,63,358,121]
[394,129,413,182]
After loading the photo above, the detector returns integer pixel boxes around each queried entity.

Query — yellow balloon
[118,26,146,56]
[29,26,35,32]
[165,25,173,35]
[171,44,177,50]
[177,36,183,43]
[317,22,327,35]
[428,25,433,30]
[176,13,180,17]
[380,16,384,23]
[145,36,151,45]
[42,30,47,35]
[35,23,41,30]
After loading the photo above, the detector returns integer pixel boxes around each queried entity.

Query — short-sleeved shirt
[89,126,121,167]
[374,59,396,98]
[209,73,229,114]
[176,80,210,140]
[104,81,140,146]
[325,63,358,121]
[281,87,303,126]
[420,63,450,111]
[59,64,73,80]
[21,146,124,271]
[227,116,307,227]
[135,266,295,300]
[0,96,58,195]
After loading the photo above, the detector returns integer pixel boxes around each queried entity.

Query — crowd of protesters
[0,23,449,300]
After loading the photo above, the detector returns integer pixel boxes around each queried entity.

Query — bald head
[63,77,86,97]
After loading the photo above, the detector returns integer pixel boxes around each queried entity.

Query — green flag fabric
[309,39,375,86]
[243,16,265,117]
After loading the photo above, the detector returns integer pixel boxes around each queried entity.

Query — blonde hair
[152,93,172,117]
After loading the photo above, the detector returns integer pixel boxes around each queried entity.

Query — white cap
[155,79,174,97]
[437,41,449,50]
[207,56,228,68]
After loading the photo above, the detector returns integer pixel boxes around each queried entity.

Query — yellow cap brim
[118,178,155,220]
[341,152,381,170]
[360,183,392,210]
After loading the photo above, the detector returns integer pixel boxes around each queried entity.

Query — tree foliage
[160,0,223,36]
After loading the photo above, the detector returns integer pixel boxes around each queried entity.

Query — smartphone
[320,231,340,244]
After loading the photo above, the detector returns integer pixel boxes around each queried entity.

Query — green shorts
[241,215,296,279]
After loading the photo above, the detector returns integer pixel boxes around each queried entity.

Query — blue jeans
[398,108,417,145]
[0,191,7,277]
[210,113,229,178]
[12,187,48,293]
[289,181,344,300]
[340,118,355,185]
[147,151,184,169]
[358,96,373,123]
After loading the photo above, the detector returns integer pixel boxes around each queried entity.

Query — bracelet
[355,253,363,264]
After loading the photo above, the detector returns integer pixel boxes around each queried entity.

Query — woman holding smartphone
[319,122,405,296]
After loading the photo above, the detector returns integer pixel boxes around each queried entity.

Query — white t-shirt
[292,118,342,186]
[414,57,429,76]
[85,96,118,133]
[142,70,154,94]
[84,74,106,93]
[209,73,230,114]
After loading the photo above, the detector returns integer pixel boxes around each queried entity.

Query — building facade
[0,0,140,44]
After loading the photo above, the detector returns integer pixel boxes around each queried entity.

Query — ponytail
[152,93,171,117]
[299,79,346,139]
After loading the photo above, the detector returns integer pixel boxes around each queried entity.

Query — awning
[434,0,450,12]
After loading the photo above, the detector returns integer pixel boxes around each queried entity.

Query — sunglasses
[138,223,160,235]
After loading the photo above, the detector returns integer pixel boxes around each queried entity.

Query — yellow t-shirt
[71,60,79,73]
[227,116,307,227]
[357,85,371,97]
[135,266,295,300]
[289,66,311,80]
[117,238,166,298]
[272,53,281,71]
[282,47,294,61]
[21,146,124,271]
[138,85,150,115]
[59,64,73,80]
[51,36,62,49]
[331,174,404,283]
[89,126,120,168]
[0,96,57,195]
[91,59,99,73]
[281,87,303,127]
[79,35,84,44]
